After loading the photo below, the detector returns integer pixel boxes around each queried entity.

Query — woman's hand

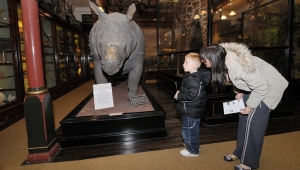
[240,106,252,115]
[235,93,244,101]
[174,91,179,100]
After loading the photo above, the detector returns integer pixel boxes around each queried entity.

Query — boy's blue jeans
[182,115,201,154]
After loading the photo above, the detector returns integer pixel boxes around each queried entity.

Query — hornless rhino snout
[101,61,122,75]
[105,43,119,62]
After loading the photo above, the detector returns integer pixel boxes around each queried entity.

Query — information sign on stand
[93,83,114,110]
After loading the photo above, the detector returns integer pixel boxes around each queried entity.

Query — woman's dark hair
[199,44,227,93]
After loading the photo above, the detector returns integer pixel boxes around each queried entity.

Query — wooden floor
[50,83,300,163]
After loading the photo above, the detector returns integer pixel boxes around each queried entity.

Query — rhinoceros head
[89,2,137,75]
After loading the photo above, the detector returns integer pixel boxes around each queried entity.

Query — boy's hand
[174,91,179,100]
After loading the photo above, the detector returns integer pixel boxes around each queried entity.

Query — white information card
[93,83,114,110]
[223,99,245,115]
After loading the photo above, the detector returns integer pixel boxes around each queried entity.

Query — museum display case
[38,7,89,100]
[0,23,16,103]
[56,25,68,83]
[0,0,24,130]
[41,16,57,88]
[1,0,90,130]
[17,6,27,91]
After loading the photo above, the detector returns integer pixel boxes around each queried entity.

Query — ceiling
[71,0,92,7]
[69,0,274,15]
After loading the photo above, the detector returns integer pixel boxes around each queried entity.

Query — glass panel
[0,1,10,24]
[67,31,75,79]
[56,25,68,83]
[142,27,157,72]
[157,52,190,77]
[292,2,300,79]
[157,0,206,52]
[243,0,288,46]
[211,0,284,44]
[212,0,246,44]
[74,34,82,77]
[80,37,86,76]
[252,49,286,75]
[41,17,57,88]
[0,0,17,106]
[157,1,174,53]
[17,5,28,91]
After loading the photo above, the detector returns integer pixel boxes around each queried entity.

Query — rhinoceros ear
[126,3,136,20]
[89,1,107,19]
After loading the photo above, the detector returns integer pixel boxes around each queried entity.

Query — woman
[199,42,288,170]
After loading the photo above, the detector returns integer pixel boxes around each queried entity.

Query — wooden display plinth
[60,82,166,148]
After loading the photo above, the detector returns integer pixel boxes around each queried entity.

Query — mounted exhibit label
[93,83,114,110]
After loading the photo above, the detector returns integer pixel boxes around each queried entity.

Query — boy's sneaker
[180,149,199,157]
[183,143,200,151]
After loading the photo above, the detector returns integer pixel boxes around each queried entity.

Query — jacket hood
[219,42,256,73]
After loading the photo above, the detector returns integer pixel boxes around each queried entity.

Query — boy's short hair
[186,52,201,68]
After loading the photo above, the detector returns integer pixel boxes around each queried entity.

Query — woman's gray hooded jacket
[176,69,211,118]
[220,42,288,110]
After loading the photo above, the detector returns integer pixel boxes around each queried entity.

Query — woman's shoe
[234,164,251,170]
[224,154,239,161]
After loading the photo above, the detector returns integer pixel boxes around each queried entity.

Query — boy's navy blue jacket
[176,69,211,118]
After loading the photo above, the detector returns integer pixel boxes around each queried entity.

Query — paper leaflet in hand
[223,99,245,115]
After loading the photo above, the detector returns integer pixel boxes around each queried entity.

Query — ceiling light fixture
[221,15,227,20]
[229,11,236,16]
[200,10,207,15]
[193,14,200,20]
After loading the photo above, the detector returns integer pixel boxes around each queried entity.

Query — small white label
[109,112,123,116]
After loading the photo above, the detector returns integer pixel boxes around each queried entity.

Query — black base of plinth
[59,83,167,148]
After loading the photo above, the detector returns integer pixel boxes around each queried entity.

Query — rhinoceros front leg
[127,56,144,99]
[94,57,108,84]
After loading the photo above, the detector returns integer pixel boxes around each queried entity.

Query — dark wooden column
[20,0,60,163]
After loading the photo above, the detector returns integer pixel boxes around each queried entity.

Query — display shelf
[74,34,83,77]
[41,16,57,88]
[0,17,17,108]
[55,25,68,83]
[67,31,76,80]
[17,6,27,92]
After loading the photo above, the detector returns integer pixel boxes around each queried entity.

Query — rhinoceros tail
[126,3,136,20]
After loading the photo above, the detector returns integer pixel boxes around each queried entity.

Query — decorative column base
[26,142,60,163]
[24,92,59,163]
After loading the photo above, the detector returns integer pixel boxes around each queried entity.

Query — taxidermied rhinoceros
[89,2,145,99]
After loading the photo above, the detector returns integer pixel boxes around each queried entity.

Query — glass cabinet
[1,0,24,130]
[0,7,17,107]
[67,30,75,79]
[1,0,89,130]
[74,33,83,77]
[17,5,27,92]
[56,25,68,83]
[41,17,57,88]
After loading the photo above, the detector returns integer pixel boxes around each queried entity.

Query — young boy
[174,52,211,157]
